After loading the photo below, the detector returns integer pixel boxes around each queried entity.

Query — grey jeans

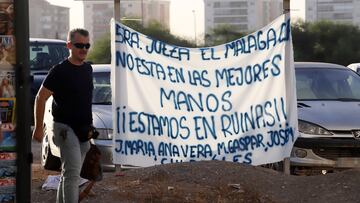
[53,122,90,203]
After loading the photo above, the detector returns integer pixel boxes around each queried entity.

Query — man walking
[32,28,93,202]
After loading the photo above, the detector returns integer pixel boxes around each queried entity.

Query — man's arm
[32,85,53,142]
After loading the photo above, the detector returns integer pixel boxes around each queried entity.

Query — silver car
[291,62,360,174]
[41,64,114,171]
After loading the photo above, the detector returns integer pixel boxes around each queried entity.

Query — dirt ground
[31,160,360,203]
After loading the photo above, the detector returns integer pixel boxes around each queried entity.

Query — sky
[170,0,204,42]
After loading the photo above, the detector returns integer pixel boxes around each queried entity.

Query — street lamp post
[192,10,197,46]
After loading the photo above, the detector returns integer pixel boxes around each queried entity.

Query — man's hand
[32,126,44,143]
[33,85,52,143]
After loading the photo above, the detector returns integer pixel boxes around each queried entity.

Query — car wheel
[41,126,61,171]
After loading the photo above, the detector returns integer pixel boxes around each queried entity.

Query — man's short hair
[67,28,89,42]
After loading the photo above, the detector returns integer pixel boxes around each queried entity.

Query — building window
[230,1,248,7]
[318,13,332,19]
[214,8,248,15]
[213,1,248,8]
[333,13,353,19]
[214,16,248,23]
[317,5,334,12]
[214,23,248,31]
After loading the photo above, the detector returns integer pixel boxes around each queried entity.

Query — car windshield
[93,71,111,105]
[29,42,69,70]
[296,68,360,100]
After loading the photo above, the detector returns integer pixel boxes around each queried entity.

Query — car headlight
[298,120,332,135]
[96,128,113,140]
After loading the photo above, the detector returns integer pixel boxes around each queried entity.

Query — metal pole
[283,0,290,14]
[15,0,31,201]
[141,0,144,26]
[114,0,121,21]
[114,0,122,173]
[192,10,197,46]
[283,0,291,175]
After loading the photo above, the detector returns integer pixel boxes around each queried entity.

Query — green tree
[140,21,196,47]
[204,24,246,46]
[292,20,360,66]
[87,20,195,64]
[87,33,110,64]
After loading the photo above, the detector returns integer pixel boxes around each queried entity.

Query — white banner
[111,14,298,167]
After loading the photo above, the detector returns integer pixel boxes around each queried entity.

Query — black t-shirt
[43,59,93,128]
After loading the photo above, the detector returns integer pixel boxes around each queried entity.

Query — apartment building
[66,0,170,44]
[170,0,283,44]
[29,0,69,40]
[205,0,283,33]
[82,1,114,44]
[121,0,170,28]
[291,0,360,26]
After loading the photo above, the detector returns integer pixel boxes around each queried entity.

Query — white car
[347,63,360,74]
[41,64,114,171]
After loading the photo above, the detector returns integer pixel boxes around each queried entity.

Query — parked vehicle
[30,38,69,104]
[291,62,360,174]
[347,63,360,74]
[41,64,114,171]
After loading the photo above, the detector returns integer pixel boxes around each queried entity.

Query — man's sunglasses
[72,43,91,49]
